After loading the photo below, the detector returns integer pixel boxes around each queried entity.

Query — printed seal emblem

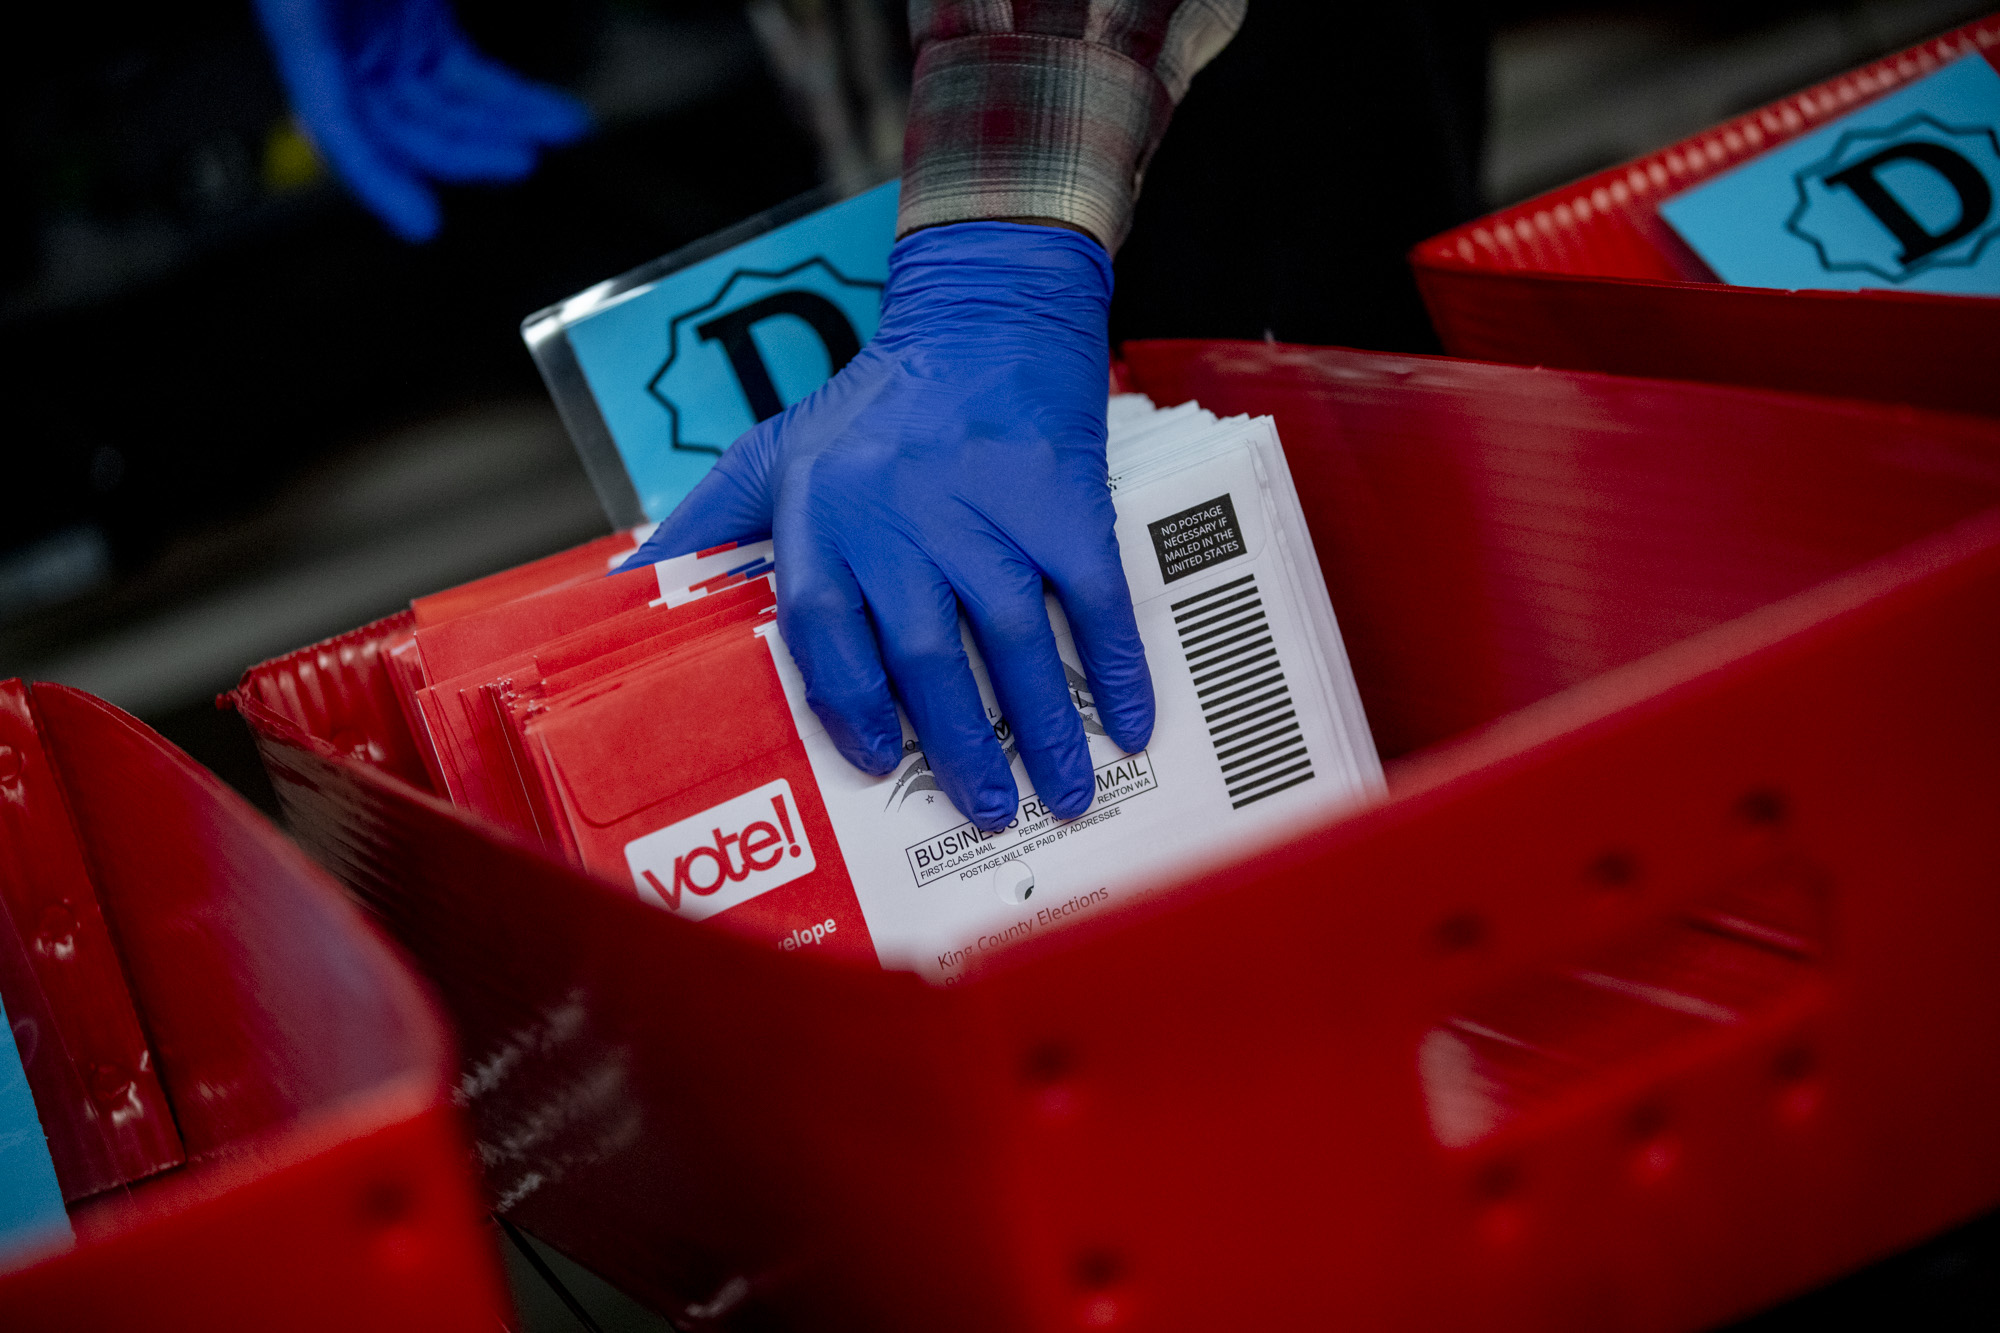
[1786,112,2000,282]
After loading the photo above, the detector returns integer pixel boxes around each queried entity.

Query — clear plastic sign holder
[523,178,899,529]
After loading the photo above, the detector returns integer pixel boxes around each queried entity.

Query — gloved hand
[621,222,1155,832]
[253,0,591,242]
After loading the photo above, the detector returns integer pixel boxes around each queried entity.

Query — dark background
[1,0,1983,800]
[1,2,1994,1327]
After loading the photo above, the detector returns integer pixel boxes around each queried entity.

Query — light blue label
[566,183,900,521]
[1659,54,2000,294]
[1,992,70,1260]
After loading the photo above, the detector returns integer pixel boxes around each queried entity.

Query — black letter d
[696,291,862,422]
[1825,140,1992,267]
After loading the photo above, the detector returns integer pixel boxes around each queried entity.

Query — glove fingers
[377,77,564,146]
[776,556,905,778]
[855,559,1020,831]
[957,563,1095,820]
[349,0,586,179]
[434,41,594,145]
[367,54,536,135]
[359,86,539,182]
[252,0,444,242]
[618,419,784,571]
[1044,529,1155,755]
[361,19,548,178]
[304,107,446,240]
[372,35,589,144]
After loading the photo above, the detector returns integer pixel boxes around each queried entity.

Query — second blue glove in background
[255,0,591,242]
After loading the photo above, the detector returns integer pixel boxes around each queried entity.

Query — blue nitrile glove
[253,0,592,242]
[620,222,1154,833]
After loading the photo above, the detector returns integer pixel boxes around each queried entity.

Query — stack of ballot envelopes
[389,397,1382,982]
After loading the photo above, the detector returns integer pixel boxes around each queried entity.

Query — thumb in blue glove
[620,222,1155,833]
[254,0,592,242]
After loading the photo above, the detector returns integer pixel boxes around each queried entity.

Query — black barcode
[1172,573,1314,809]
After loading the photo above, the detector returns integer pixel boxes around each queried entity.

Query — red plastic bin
[1412,15,2000,417]
[0,681,509,1330]
[231,342,2000,1331]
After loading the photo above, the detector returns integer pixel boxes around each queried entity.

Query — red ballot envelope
[509,615,877,963]
[413,563,664,684]
[494,584,781,859]
[410,527,647,628]
[421,580,778,836]
[389,532,777,810]
[531,577,776,685]
[412,538,776,682]
[382,631,446,792]
[398,532,655,785]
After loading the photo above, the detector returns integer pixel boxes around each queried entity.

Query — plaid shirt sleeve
[897,0,1248,251]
